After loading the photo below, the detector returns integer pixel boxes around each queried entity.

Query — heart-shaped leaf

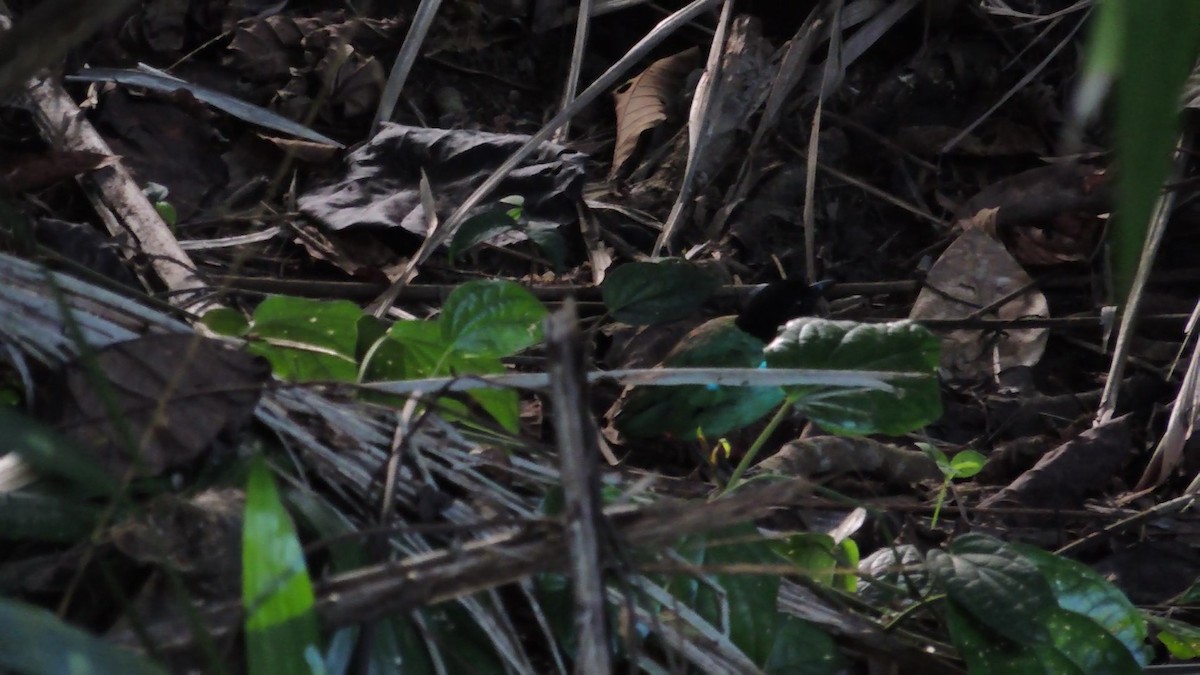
[250,296,361,382]
[601,260,720,324]
[765,318,941,436]
[928,534,1057,647]
[448,199,523,261]
[441,280,546,357]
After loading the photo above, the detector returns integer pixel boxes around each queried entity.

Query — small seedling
[920,444,985,527]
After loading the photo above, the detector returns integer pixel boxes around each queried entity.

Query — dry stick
[110,477,814,654]
[655,0,733,256]
[1096,128,1191,424]
[802,2,842,285]
[24,77,214,312]
[552,0,592,144]
[368,0,723,316]
[544,300,612,674]
[372,0,442,135]
[707,7,824,242]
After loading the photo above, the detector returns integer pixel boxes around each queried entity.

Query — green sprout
[920,444,985,527]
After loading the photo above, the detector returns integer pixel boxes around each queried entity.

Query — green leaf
[764,615,845,675]
[858,544,927,606]
[772,533,838,587]
[446,352,519,433]
[526,224,567,272]
[670,525,785,665]
[355,315,390,363]
[950,450,986,479]
[0,598,166,675]
[250,296,361,382]
[448,205,522,261]
[1149,615,1200,659]
[383,320,448,375]
[440,280,546,357]
[615,316,783,438]
[201,307,250,336]
[1037,605,1142,675]
[601,260,721,324]
[764,319,941,436]
[927,534,1057,647]
[920,443,953,475]
[243,457,323,675]
[945,600,1078,675]
[1014,545,1152,667]
[836,538,859,593]
[154,200,177,228]
[381,322,519,432]
[1107,2,1200,298]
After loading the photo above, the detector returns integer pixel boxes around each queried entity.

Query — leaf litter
[1,1,1198,672]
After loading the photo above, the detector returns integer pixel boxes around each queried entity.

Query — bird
[609,279,831,440]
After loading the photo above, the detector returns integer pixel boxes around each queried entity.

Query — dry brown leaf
[610,47,700,178]
[47,334,270,479]
[910,226,1049,383]
[757,436,941,485]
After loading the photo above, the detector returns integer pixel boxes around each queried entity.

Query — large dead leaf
[46,333,270,479]
[610,47,699,178]
[980,415,1133,510]
[909,215,1049,383]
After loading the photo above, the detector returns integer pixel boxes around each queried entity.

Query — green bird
[612,279,830,440]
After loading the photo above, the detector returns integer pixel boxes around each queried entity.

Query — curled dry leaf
[610,47,700,178]
[756,436,941,485]
[910,211,1049,383]
[979,415,1133,510]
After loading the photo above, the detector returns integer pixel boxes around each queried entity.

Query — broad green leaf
[355,315,390,363]
[441,280,546,357]
[0,598,166,675]
[928,534,1057,647]
[250,296,361,382]
[1149,615,1200,659]
[1015,545,1152,666]
[614,316,783,438]
[950,450,986,479]
[448,204,522,261]
[201,307,250,336]
[670,525,785,665]
[836,538,860,593]
[764,615,845,675]
[385,320,449,375]
[382,321,519,432]
[1,405,119,496]
[444,352,519,433]
[945,600,1078,675]
[1037,605,1141,674]
[243,457,323,675]
[286,490,419,675]
[1107,2,1200,297]
[772,533,838,587]
[765,319,941,436]
[600,259,721,324]
[154,200,177,228]
[858,544,927,606]
[526,223,567,272]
